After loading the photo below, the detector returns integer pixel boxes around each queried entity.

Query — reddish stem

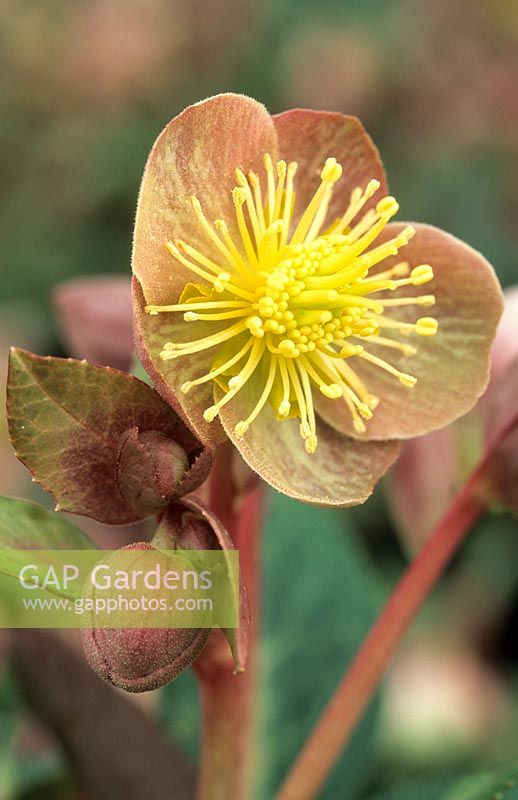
[276,420,516,800]
[196,444,263,800]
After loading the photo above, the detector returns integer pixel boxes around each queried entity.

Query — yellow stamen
[235,354,277,436]
[181,339,254,393]
[150,152,438,450]
[203,337,265,421]
[189,197,236,272]
[160,320,247,359]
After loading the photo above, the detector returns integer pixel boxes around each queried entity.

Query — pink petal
[53,276,132,371]
[316,223,503,441]
[132,277,227,447]
[216,382,399,507]
[133,93,278,305]
[273,109,387,226]
[388,427,460,554]
[481,356,518,512]
[490,285,518,382]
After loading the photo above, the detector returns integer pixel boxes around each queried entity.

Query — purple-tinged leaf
[7,349,211,525]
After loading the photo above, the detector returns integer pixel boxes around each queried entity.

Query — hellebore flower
[132,94,503,506]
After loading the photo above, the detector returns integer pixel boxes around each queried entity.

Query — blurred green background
[1,0,518,798]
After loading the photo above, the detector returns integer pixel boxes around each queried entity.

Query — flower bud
[480,356,518,512]
[116,428,189,515]
[81,543,209,693]
[153,498,251,673]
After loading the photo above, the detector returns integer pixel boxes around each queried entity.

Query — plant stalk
[196,443,263,800]
[276,412,518,800]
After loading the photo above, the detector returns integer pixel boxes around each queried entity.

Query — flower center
[145,154,438,453]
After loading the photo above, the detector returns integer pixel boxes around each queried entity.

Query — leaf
[366,780,458,800]
[366,762,518,800]
[0,496,93,600]
[0,497,92,550]
[442,762,518,800]
[7,349,211,525]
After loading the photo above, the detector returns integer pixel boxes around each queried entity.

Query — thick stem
[196,444,263,800]
[276,456,493,800]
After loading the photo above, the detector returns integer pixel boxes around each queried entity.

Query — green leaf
[7,349,210,525]
[0,497,92,550]
[367,781,455,800]
[367,763,518,800]
[0,497,93,600]
[260,492,385,800]
[442,762,518,800]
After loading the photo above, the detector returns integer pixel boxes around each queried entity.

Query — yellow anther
[246,316,265,337]
[398,373,417,387]
[278,339,296,354]
[165,240,180,257]
[321,157,343,183]
[180,381,193,394]
[365,179,381,196]
[235,167,248,186]
[320,384,343,399]
[278,399,291,417]
[376,196,399,217]
[410,264,434,285]
[277,160,287,179]
[266,219,284,235]
[357,403,373,420]
[415,317,439,335]
[203,406,219,422]
[305,435,318,454]
[232,187,247,206]
[248,170,260,188]
[235,421,249,436]
[214,219,228,233]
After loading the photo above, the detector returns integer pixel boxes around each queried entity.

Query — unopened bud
[116,428,189,515]
[81,543,209,693]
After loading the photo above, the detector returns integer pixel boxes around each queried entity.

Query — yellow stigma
[145,154,438,452]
